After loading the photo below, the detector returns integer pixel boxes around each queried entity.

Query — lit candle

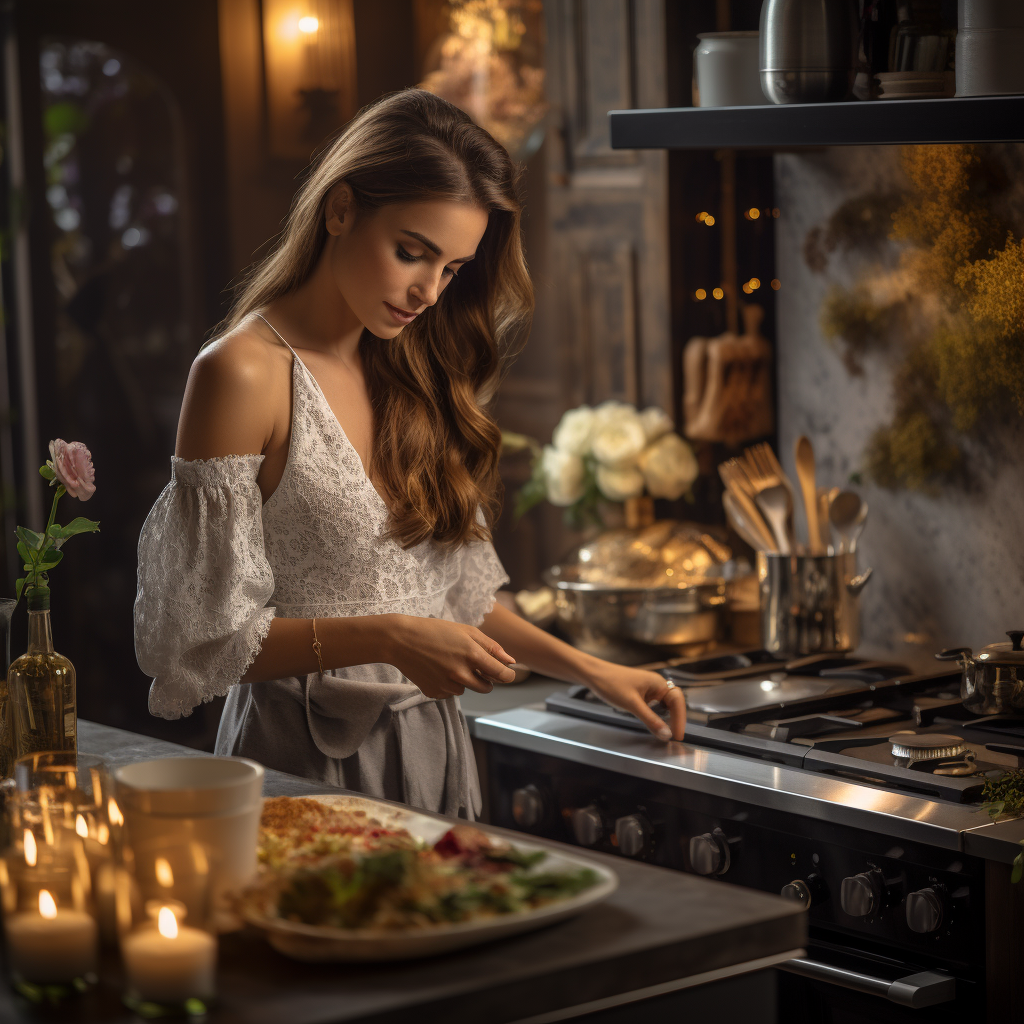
[122,905,216,1003]
[4,888,98,982]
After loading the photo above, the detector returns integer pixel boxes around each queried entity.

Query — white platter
[242,794,619,962]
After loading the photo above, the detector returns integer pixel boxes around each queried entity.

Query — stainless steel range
[473,651,1024,1023]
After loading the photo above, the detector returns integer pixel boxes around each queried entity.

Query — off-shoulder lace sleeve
[135,455,276,720]
[444,531,509,626]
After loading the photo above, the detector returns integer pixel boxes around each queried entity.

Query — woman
[135,90,685,818]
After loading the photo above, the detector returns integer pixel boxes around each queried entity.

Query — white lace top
[134,331,508,723]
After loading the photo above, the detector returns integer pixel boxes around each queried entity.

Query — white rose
[638,433,699,500]
[596,463,645,501]
[639,406,673,442]
[551,406,594,456]
[541,445,586,506]
[591,415,646,467]
[591,400,636,432]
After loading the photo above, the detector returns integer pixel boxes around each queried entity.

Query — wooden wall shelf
[609,95,1024,150]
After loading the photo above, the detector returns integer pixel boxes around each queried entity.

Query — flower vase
[5,589,76,772]
[0,597,18,778]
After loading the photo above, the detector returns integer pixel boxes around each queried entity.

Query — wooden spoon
[794,436,824,555]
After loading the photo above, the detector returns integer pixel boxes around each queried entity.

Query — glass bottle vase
[5,588,77,773]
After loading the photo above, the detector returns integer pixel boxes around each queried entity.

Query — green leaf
[39,464,56,481]
[46,524,61,537]
[35,550,63,572]
[15,577,25,601]
[58,517,100,540]
[1012,851,1023,884]
[15,526,44,549]
[16,541,32,564]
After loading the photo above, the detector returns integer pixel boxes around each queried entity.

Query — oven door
[776,943,970,1024]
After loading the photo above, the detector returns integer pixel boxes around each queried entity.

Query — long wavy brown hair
[223,89,533,549]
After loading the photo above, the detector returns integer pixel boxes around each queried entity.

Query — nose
[409,268,444,309]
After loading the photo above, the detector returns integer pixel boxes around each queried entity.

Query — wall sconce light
[261,0,357,159]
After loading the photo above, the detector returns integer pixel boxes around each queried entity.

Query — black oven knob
[841,870,883,918]
[781,873,827,909]
[688,828,737,876]
[613,814,652,858]
[906,887,945,933]
[571,805,605,847]
[511,785,545,830]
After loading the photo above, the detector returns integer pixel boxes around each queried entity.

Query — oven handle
[779,958,955,1008]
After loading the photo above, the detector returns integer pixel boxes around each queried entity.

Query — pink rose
[48,440,96,501]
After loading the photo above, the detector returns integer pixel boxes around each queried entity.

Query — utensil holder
[757,551,872,655]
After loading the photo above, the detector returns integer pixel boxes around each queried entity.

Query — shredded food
[247,797,599,931]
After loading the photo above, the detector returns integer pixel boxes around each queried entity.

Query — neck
[270,243,362,363]
[27,608,53,655]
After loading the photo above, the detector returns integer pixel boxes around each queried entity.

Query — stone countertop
[0,720,807,1024]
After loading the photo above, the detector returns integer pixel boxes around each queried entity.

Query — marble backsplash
[773,147,1024,665]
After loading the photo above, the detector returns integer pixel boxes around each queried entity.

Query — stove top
[544,651,1022,802]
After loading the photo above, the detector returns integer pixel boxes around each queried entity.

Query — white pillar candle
[122,906,216,1004]
[5,889,98,982]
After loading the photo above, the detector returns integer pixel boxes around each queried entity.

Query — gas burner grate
[889,733,968,761]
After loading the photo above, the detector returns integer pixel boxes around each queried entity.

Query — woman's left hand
[584,664,686,742]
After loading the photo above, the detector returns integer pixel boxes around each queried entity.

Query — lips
[384,301,419,325]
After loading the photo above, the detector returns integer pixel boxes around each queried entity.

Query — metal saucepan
[936,630,1024,715]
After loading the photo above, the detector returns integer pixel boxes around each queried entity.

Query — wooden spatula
[794,435,824,555]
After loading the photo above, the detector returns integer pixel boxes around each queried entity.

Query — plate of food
[238,794,618,961]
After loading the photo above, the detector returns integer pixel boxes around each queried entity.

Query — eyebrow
[400,230,476,263]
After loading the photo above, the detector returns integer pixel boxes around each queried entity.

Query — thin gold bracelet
[311,616,324,675]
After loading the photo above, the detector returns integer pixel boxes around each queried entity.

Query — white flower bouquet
[508,402,699,527]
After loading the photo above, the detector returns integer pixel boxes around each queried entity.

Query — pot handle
[846,567,873,596]
[935,647,972,662]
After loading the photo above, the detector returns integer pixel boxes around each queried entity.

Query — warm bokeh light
[742,282,752,294]
[749,277,761,289]
[696,211,709,223]
[298,15,319,33]
[155,857,175,888]
[24,830,36,867]
[694,288,707,300]
[712,287,724,300]
[772,208,780,218]
[39,889,57,920]
[108,798,123,826]
[158,905,179,940]
[76,814,89,838]
[771,278,781,290]
[97,823,110,845]
[746,207,760,220]
[704,214,716,227]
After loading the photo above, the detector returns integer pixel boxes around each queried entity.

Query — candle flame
[97,823,109,845]
[39,889,57,919]
[108,798,123,827]
[24,830,37,867]
[158,905,178,939]
[76,814,89,838]
[155,857,174,888]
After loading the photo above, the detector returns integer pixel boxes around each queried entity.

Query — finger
[472,648,517,684]
[661,685,687,741]
[460,670,494,694]
[626,696,672,742]
[471,630,516,665]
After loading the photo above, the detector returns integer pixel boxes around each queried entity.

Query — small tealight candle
[5,888,98,983]
[122,905,216,1004]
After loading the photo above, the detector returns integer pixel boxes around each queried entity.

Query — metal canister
[759,0,858,103]
[756,551,872,655]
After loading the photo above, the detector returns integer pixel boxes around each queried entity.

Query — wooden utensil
[718,461,777,551]
[794,436,824,555]
[739,443,795,553]
[723,491,773,552]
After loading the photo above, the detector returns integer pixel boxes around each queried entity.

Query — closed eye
[397,244,459,277]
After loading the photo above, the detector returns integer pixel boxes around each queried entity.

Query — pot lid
[977,630,1024,665]
[547,521,736,591]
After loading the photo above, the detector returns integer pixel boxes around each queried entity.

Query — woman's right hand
[388,615,517,699]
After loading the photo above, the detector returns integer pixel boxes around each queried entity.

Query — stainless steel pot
[543,565,727,665]
[757,551,872,655]
[936,630,1024,715]
[759,0,858,103]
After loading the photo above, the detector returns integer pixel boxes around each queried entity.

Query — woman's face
[327,192,489,339]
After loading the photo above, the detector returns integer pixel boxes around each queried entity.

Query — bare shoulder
[176,320,291,460]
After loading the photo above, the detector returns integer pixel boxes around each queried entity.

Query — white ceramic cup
[114,757,264,928]
[693,31,769,107]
